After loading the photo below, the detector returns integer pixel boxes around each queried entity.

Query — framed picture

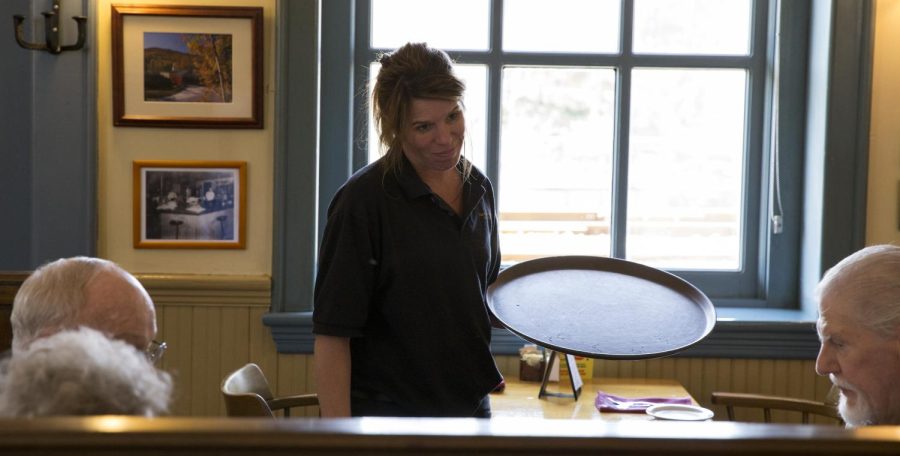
[133,160,247,249]
[112,5,263,128]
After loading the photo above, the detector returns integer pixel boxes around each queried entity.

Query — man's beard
[832,376,875,427]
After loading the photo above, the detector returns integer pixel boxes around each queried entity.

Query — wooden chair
[711,391,843,425]
[221,363,319,417]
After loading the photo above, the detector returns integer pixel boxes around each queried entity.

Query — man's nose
[815,343,838,376]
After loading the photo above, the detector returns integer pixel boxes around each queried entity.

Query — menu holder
[538,350,583,401]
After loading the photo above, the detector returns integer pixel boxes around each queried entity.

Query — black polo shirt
[313,156,502,417]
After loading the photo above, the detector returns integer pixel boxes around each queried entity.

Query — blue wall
[0,0,96,270]
[1,0,34,270]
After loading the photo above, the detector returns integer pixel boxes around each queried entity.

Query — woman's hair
[11,257,118,353]
[0,327,173,417]
[816,244,900,338]
[371,42,471,179]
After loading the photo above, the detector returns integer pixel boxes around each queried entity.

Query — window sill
[263,308,819,360]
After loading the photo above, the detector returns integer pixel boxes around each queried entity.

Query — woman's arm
[314,335,352,417]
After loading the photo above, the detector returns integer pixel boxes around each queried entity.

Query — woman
[312,42,502,418]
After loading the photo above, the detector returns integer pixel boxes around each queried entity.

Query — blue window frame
[351,0,786,308]
[266,0,872,358]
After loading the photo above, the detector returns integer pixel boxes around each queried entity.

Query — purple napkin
[595,390,692,413]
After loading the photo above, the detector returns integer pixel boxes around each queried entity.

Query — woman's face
[400,98,465,177]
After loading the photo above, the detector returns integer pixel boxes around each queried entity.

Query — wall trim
[271,0,320,313]
[135,274,271,308]
[263,312,820,360]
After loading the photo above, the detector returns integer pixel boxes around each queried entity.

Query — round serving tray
[487,256,716,360]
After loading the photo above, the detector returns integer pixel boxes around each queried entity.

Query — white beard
[834,380,875,427]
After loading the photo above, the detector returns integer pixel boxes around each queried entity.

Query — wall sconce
[13,0,86,54]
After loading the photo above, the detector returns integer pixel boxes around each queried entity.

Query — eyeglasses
[146,340,167,364]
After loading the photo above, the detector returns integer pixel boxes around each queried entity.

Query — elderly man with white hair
[816,244,900,426]
[0,327,172,417]
[10,256,162,359]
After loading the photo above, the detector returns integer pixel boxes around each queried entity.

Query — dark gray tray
[488,256,716,359]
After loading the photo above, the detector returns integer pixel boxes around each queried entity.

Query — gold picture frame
[112,5,263,128]
[133,160,247,249]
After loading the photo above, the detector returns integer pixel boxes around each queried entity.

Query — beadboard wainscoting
[139,274,317,417]
[122,275,836,422]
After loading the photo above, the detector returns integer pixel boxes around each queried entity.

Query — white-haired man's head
[815,244,900,426]
[0,327,172,417]
[11,257,156,354]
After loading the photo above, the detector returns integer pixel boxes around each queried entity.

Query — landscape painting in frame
[143,32,233,103]
[112,5,262,128]
[133,161,247,249]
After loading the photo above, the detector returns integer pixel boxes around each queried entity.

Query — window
[267,0,872,357]
[353,0,781,305]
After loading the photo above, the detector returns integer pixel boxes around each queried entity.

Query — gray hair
[11,257,120,353]
[816,244,900,338]
[0,327,172,417]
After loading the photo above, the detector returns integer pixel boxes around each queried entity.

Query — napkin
[595,390,692,413]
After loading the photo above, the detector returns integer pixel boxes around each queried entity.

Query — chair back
[221,363,276,417]
[711,392,843,425]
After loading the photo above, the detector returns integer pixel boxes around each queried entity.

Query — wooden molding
[135,274,271,308]
[0,272,30,305]
[0,272,28,352]
[0,272,271,308]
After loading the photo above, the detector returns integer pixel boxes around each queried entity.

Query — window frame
[353,0,779,306]
[266,0,873,359]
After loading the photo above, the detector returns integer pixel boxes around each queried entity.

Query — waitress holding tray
[312,42,503,418]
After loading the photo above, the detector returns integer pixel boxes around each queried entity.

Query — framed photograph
[112,5,263,128]
[133,160,247,249]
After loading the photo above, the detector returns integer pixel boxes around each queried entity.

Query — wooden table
[491,377,697,421]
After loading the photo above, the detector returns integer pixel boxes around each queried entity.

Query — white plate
[646,404,714,421]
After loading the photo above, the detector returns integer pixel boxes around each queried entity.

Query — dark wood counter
[0,416,897,455]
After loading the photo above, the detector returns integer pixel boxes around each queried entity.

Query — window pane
[371,0,489,50]
[367,63,488,173]
[633,0,752,55]
[503,0,620,53]
[499,67,616,262]
[627,68,745,269]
